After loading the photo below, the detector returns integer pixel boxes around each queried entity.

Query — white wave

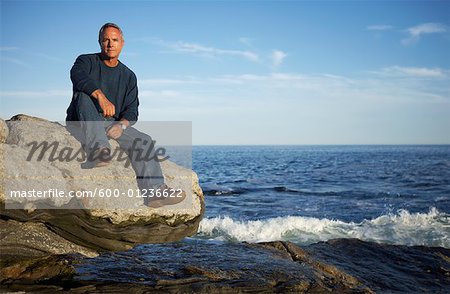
[197,208,450,248]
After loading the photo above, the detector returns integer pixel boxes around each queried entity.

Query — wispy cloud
[238,37,255,48]
[3,68,448,144]
[0,56,31,68]
[377,66,448,78]
[402,22,447,45]
[1,47,66,66]
[0,90,71,97]
[153,39,259,62]
[367,25,393,31]
[139,68,449,105]
[120,52,138,57]
[271,50,287,67]
[138,37,292,69]
[139,77,200,86]
[139,90,181,99]
[31,53,65,63]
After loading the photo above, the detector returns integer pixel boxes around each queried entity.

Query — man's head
[98,23,124,60]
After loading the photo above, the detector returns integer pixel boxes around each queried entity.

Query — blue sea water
[191,145,450,247]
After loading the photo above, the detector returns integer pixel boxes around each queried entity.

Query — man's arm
[106,73,137,139]
[91,89,115,117]
[119,73,139,124]
[70,55,115,117]
[70,55,98,95]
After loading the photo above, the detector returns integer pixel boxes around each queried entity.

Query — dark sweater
[67,53,139,123]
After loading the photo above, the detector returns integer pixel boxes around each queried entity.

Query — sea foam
[197,207,449,248]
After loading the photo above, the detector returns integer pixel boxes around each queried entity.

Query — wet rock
[306,238,450,293]
[255,241,371,293]
[50,240,372,293]
[2,238,447,293]
[0,254,76,285]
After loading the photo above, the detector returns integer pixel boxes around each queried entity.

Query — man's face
[99,27,124,59]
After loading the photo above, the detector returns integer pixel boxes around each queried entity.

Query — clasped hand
[106,123,123,139]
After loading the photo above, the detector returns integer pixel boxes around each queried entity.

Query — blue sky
[1,0,449,144]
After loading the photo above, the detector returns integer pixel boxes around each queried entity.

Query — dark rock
[2,238,447,293]
[0,254,76,285]
[0,219,97,268]
[306,238,450,293]
[28,239,371,293]
[256,241,370,293]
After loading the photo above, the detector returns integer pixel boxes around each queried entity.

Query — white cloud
[154,39,259,62]
[271,50,287,67]
[402,22,447,45]
[141,37,293,68]
[377,66,448,78]
[367,25,393,31]
[407,22,447,36]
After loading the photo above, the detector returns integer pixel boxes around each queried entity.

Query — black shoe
[146,184,186,208]
[82,147,111,169]
[94,147,112,167]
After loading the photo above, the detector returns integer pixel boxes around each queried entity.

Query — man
[66,23,185,208]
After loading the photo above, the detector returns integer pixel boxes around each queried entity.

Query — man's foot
[146,184,186,208]
[90,147,112,168]
[81,147,111,169]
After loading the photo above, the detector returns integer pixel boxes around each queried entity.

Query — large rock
[0,114,204,263]
[0,118,8,143]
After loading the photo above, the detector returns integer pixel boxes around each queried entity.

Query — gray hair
[98,23,124,42]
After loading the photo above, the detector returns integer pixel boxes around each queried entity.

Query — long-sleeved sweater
[66,53,139,123]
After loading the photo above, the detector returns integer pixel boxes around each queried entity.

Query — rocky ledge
[0,114,204,268]
[2,238,448,293]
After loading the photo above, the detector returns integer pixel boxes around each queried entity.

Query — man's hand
[91,89,115,117]
[107,120,129,139]
[106,123,123,139]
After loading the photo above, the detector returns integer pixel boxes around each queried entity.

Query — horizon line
[191,143,450,146]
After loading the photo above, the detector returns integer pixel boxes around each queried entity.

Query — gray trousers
[66,92,164,200]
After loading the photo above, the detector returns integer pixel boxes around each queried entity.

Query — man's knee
[73,92,96,109]
[132,132,154,148]
[71,92,102,120]
[121,130,154,150]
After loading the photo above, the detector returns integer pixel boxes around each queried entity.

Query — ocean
[74,145,450,291]
[193,145,450,247]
